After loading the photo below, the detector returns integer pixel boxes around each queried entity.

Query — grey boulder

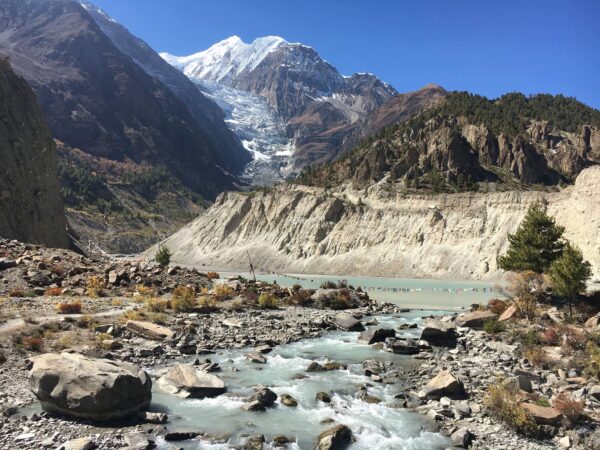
[156,364,225,398]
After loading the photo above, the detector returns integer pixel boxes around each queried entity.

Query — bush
[214,284,234,300]
[77,314,95,329]
[86,276,105,298]
[147,312,168,324]
[522,346,547,367]
[171,286,196,312]
[198,296,217,309]
[320,281,338,289]
[154,244,172,267]
[286,290,313,307]
[483,319,505,335]
[145,297,169,313]
[207,272,220,280]
[56,301,83,314]
[23,336,43,352]
[136,284,156,296]
[44,287,63,297]
[258,293,278,309]
[554,392,584,425]
[484,382,538,436]
[121,309,144,322]
[8,288,35,298]
[549,243,592,319]
[540,327,560,345]
[584,342,600,378]
[507,271,545,320]
[488,298,508,315]
[230,300,244,312]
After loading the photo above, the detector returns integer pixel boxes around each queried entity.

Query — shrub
[540,327,560,346]
[292,284,302,292]
[198,296,217,309]
[214,284,234,300]
[154,244,171,267]
[483,319,505,335]
[584,342,600,378]
[549,243,592,319]
[147,312,168,324]
[121,309,144,322]
[207,272,220,280]
[23,336,43,352]
[8,288,35,298]
[322,289,356,310]
[171,286,196,312]
[145,297,169,313]
[286,290,313,307]
[77,314,95,329]
[507,271,545,321]
[554,392,584,425]
[53,333,75,351]
[484,382,538,436]
[320,281,338,289]
[56,301,83,314]
[258,293,278,309]
[86,276,105,298]
[558,324,586,351]
[230,300,244,312]
[488,298,508,315]
[136,284,156,296]
[44,287,63,297]
[522,346,547,367]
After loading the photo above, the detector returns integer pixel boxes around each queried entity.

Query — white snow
[160,36,288,84]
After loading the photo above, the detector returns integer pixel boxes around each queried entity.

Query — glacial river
[153,310,452,449]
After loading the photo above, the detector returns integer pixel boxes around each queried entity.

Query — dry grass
[554,392,584,425]
[23,336,43,352]
[522,346,547,367]
[44,287,63,297]
[120,309,144,322]
[86,275,106,298]
[214,284,234,300]
[145,297,169,312]
[488,298,508,315]
[56,301,83,314]
[207,272,220,280]
[171,286,196,312]
[258,293,278,309]
[135,284,156,296]
[198,296,217,308]
[484,381,537,436]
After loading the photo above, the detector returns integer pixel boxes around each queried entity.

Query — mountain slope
[158,166,600,281]
[0,0,250,252]
[298,92,600,190]
[81,2,251,173]
[162,36,399,175]
[0,58,68,248]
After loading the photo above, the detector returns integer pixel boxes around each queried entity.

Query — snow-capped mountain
[162,36,398,177]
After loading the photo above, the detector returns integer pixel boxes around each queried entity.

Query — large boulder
[385,337,420,355]
[420,319,457,347]
[127,320,174,340]
[315,424,353,450]
[520,403,562,425]
[29,352,151,421]
[334,313,365,332]
[357,328,395,345]
[156,364,225,398]
[456,310,497,328]
[421,370,466,400]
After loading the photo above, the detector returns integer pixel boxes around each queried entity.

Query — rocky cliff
[159,166,600,281]
[0,58,68,248]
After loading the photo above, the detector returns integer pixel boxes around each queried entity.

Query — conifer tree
[549,243,592,318]
[498,202,565,273]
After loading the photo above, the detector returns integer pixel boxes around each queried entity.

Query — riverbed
[150,310,452,449]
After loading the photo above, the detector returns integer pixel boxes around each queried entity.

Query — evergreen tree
[548,243,592,318]
[154,244,172,267]
[498,203,565,273]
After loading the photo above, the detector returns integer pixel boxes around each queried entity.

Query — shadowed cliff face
[157,166,600,281]
[0,0,239,200]
[0,59,68,248]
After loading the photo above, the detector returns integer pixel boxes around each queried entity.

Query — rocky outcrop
[155,364,226,399]
[29,353,151,421]
[0,59,68,248]
[159,166,600,280]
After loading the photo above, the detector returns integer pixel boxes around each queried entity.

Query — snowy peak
[160,35,288,83]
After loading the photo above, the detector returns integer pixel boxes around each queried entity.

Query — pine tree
[154,244,172,267]
[548,243,592,318]
[498,202,565,273]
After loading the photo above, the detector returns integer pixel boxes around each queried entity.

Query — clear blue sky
[93,0,600,109]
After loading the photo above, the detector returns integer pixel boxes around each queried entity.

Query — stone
[59,437,96,450]
[249,387,277,407]
[29,353,151,421]
[316,392,332,403]
[385,337,420,354]
[164,431,201,441]
[516,374,533,393]
[357,328,395,345]
[520,403,562,425]
[420,319,457,347]
[456,310,497,328]
[246,352,267,364]
[273,435,292,446]
[242,400,266,412]
[316,424,353,450]
[590,385,600,401]
[255,344,273,354]
[334,313,365,332]
[280,393,298,406]
[124,432,152,450]
[421,370,466,400]
[450,427,472,448]
[0,258,17,270]
[244,435,265,450]
[498,304,518,321]
[558,435,571,448]
[307,361,326,372]
[126,320,174,340]
[156,364,225,398]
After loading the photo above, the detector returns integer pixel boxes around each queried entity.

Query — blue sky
[93,0,600,109]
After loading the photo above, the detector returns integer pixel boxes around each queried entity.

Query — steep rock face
[0,0,236,199]
[81,2,250,173]
[160,166,600,281]
[0,59,68,248]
